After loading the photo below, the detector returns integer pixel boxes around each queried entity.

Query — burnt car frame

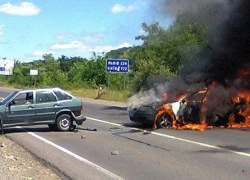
[129,88,232,128]
[0,88,86,132]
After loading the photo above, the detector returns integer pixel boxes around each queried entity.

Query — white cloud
[79,42,131,53]
[32,50,55,57]
[0,25,4,35]
[51,41,82,50]
[84,33,105,42]
[0,2,40,16]
[50,40,131,54]
[56,33,72,40]
[111,4,136,13]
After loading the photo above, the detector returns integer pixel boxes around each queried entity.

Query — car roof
[18,87,64,92]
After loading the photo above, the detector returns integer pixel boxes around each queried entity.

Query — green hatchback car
[0,88,86,132]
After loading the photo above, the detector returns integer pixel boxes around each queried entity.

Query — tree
[38,54,67,87]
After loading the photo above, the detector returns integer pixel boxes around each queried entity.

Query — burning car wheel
[156,113,172,128]
[56,114,72,131]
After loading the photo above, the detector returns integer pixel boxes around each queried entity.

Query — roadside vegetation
[0,13,208,102]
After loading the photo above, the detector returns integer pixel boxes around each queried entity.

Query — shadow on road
[102,106,127,111]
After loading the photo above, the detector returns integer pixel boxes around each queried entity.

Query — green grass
[0,81,11,87]
[0,81,131,102]
[69,88,131,102]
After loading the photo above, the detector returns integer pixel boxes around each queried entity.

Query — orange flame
[154,89,250,130]
[229,90,250,128]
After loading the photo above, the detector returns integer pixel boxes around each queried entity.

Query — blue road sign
[106,59,129,73]
[0,67,5,71]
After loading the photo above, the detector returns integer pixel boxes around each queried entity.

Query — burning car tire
[56,114,72,131]
[156,113,172,128]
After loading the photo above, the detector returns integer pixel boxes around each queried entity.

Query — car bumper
[129,107,156,125]
[74,115,86,125]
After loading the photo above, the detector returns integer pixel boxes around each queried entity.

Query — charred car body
[0,88,86,132]
[129,88,248,129]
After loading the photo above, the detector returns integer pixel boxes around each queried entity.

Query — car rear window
[53,90,72,100]
[36,91,57,103]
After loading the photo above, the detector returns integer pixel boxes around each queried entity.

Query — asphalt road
[1,89,250,180]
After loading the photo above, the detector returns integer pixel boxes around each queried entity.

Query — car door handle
[28,106,35,109]
[53,104,61,107]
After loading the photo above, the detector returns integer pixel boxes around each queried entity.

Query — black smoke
[159,0,250,89]
[160,0,250,125]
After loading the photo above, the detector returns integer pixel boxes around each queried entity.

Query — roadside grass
[69,88,131,102]
[0,82,131,102]
[0,81,13,88]
[0,81,30,89]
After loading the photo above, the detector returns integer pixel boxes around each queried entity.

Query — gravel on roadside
[0,135,61,180]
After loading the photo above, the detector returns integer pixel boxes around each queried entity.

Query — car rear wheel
[56,114,72,131]
[156,113,172,128]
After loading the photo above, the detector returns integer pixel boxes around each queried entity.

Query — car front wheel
[56,114,72,131]
[156,113,172,128]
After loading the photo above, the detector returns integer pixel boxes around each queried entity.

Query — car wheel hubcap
[61,118,70,128]
[160,115,171,127]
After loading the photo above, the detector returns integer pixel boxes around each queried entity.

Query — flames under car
[128,88,250,130]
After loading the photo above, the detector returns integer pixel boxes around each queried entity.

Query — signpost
[106,59,129,73]
[30,69,38,87]
[106,59,129,89]
[0,59,15,75]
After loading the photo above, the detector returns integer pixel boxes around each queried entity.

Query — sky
[0,0,174,62]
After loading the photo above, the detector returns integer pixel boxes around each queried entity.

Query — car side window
[53,90,72,100]
[187,89,207,103]
[12,92,34,105]
[36,91,57,103]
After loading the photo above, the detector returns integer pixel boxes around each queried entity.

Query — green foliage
[67,56,107,88]
[105,47,131,59]
[7,62,33,86]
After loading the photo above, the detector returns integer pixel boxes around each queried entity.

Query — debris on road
[78,127,97,131]
[143,130,151,135]
[111,151,119,155]
[110,127,123,131]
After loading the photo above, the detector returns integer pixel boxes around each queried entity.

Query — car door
[184,89,208,123]
[4,91,35,126]
[35,90,60,123]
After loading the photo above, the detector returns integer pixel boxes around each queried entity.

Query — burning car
[128,87,250,130]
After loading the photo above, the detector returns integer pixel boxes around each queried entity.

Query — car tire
[156,113,172,128]
[56,114,72,131]
[48,124,57,131]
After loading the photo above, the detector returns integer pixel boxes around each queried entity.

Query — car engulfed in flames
[128,87,250,131]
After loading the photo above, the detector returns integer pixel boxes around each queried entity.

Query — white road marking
[86,116,250,158]
[16,127,124,180]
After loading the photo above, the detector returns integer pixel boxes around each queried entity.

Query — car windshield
[0,91,18,105]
